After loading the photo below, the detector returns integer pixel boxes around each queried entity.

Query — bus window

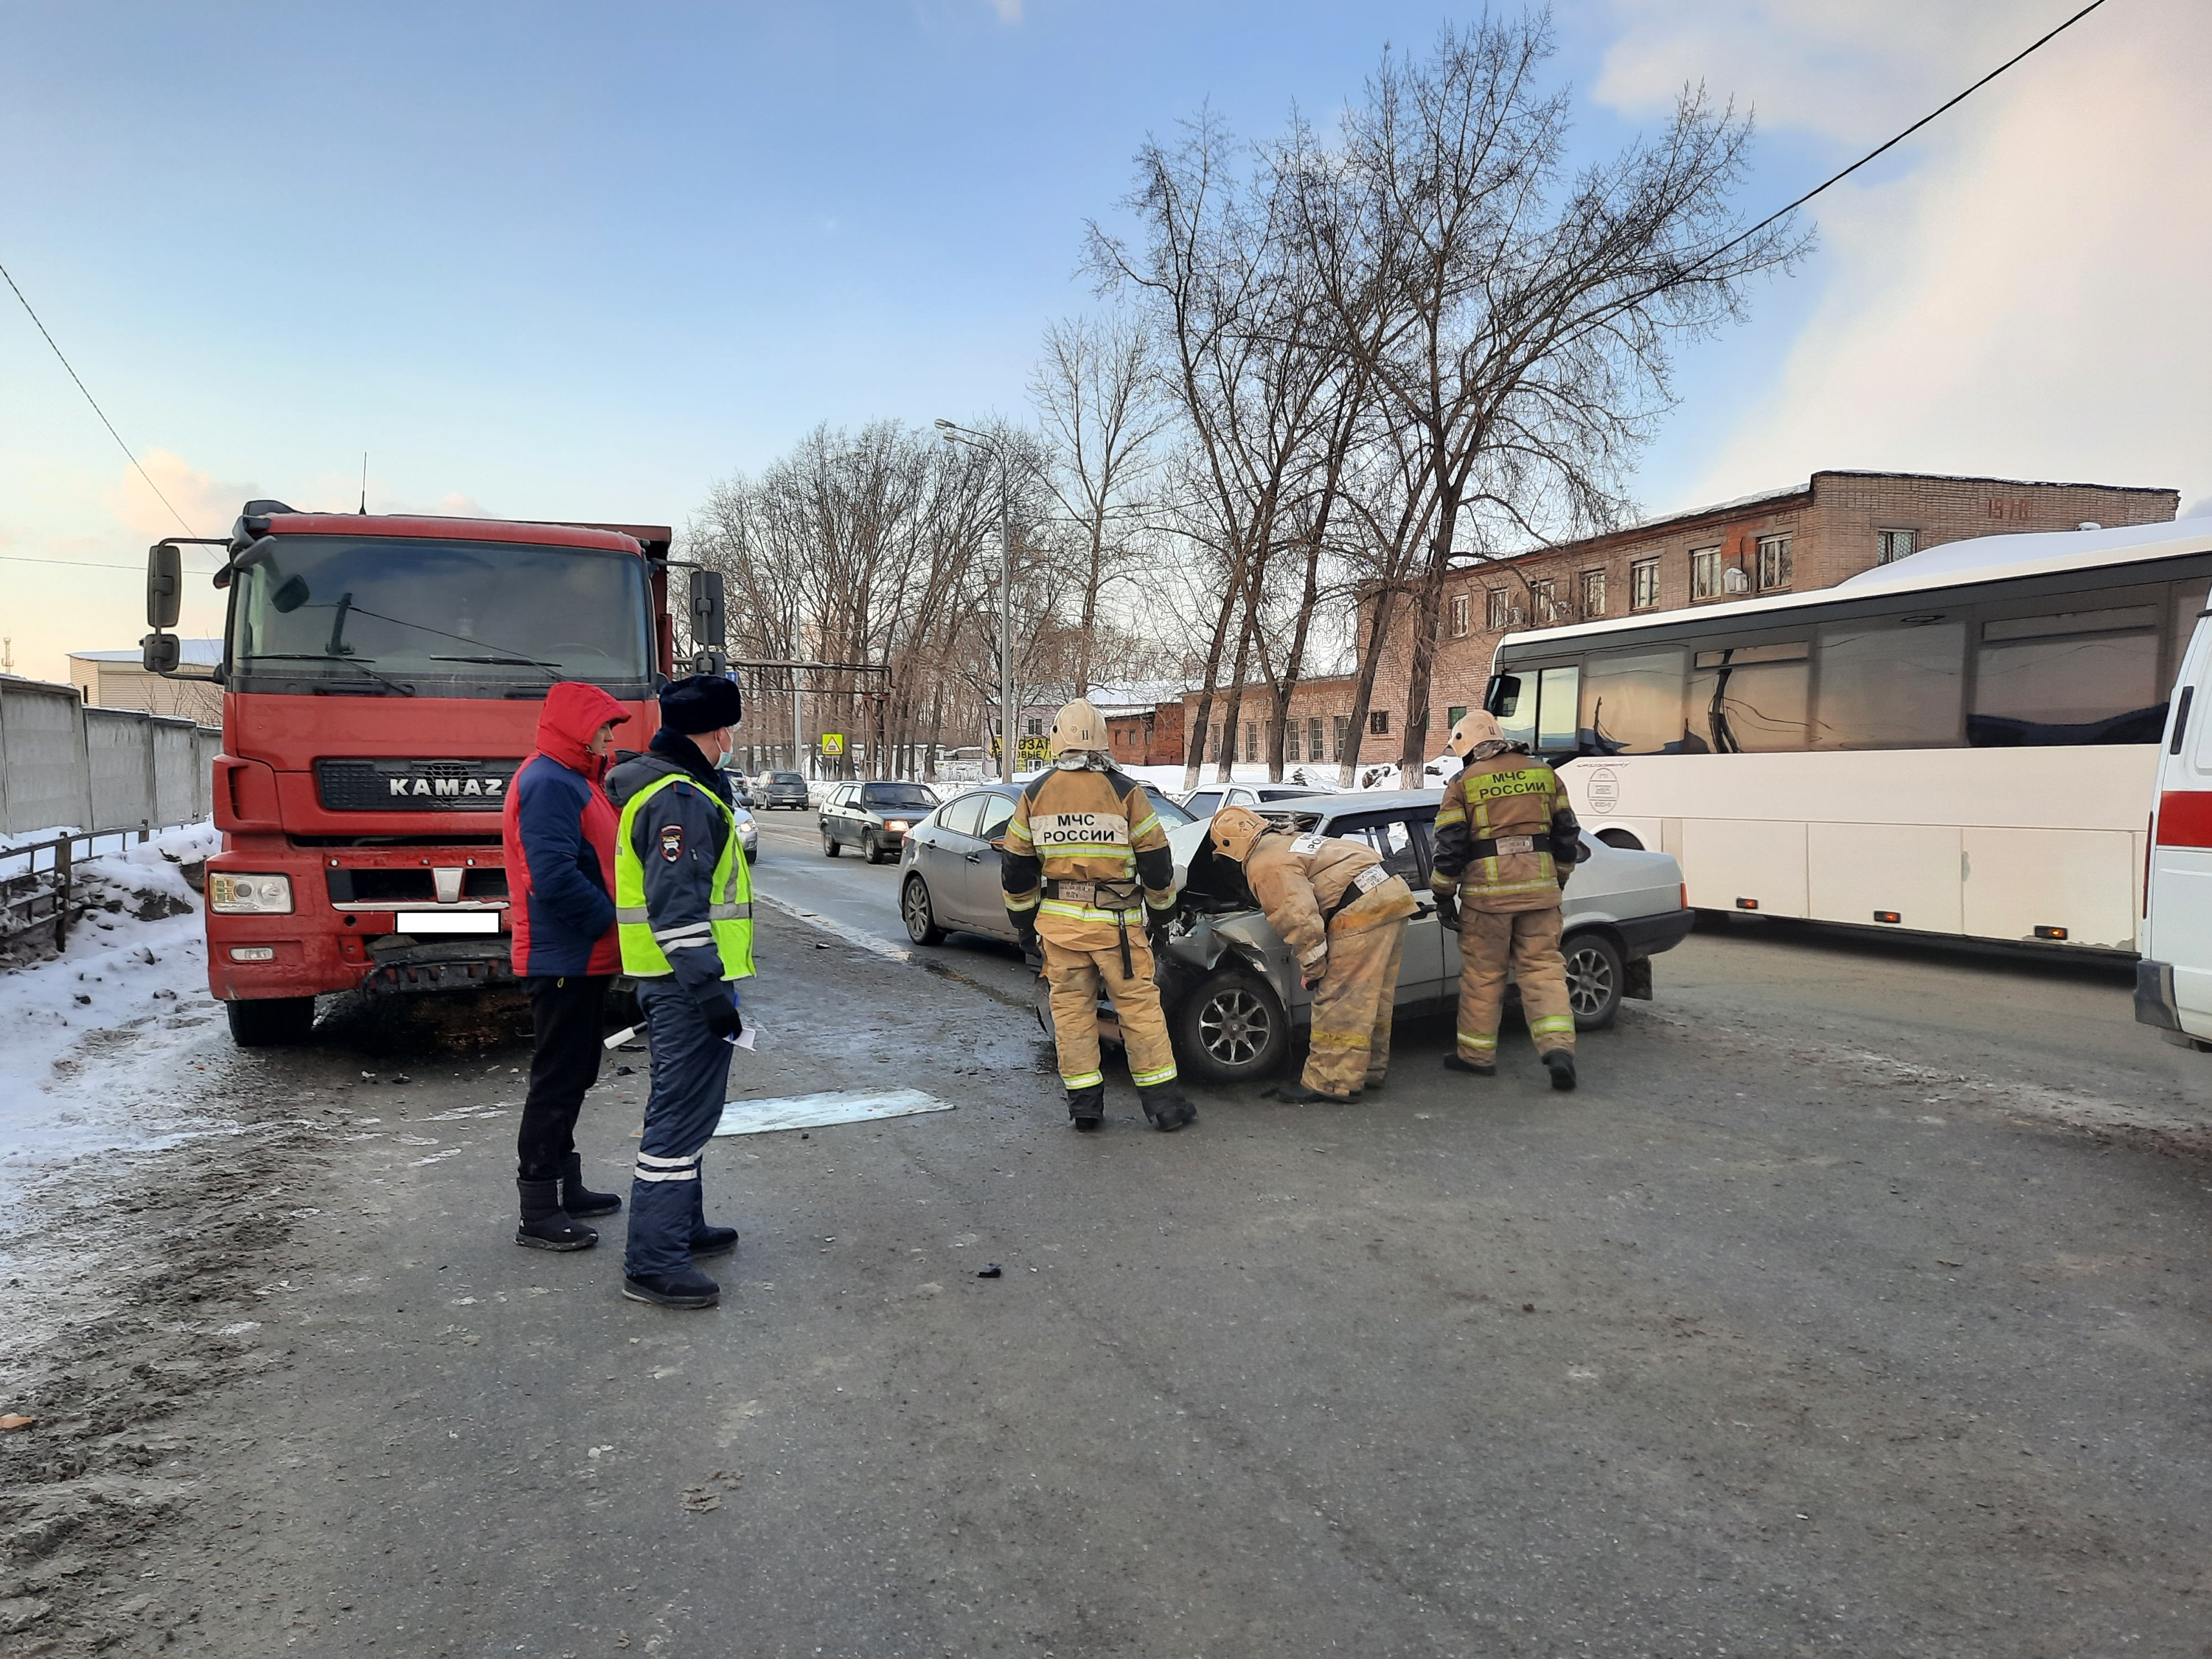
[1815,621,1965,748]
[2171,580,2210,683]
[1971,609,2164,745]
[1689,641,1808,753]
[1537,665,1580,756]
[1491,673,1536,750]
[1578,648,1684,756]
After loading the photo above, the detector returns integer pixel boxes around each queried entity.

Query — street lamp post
[934,419,1017,785]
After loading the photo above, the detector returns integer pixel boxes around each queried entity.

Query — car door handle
[964,852,981,863]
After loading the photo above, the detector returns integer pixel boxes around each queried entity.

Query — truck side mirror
[142,633,182,674]
[147,543,183,629]
[1484,673,1521,717]
[690,570,726,646]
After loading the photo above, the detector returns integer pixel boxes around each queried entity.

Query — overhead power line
[0,257,198,537]
[0,553,222,574]
[1705,0,2115,271]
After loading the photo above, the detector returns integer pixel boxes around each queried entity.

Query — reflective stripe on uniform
[636,1150,700,1168]
[632,1164,701,1183]
[1306,1029,1369,1051]
[1130,1061,1178,1087]
[1062,1068,1105,1090]
[1456,1031,1499,1049]
[1039,900,1141,925]
[1528,1015,1576,1037]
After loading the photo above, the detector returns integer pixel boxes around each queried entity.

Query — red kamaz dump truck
[141,502,725,1046]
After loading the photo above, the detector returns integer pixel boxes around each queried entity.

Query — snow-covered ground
[0,824,232,1221]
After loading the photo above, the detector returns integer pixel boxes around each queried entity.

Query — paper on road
[604,1022,757,1051]
[712,1088,952,1138]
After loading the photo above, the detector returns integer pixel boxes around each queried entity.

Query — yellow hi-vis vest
[613,771,755,979]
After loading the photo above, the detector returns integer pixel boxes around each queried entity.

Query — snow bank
[0,823,232,1225]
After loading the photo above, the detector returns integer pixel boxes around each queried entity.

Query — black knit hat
[658,674,743,734]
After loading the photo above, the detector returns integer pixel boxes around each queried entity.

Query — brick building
[1096,686,1188,767]
[1358,470,2180,751]
[1178,674,1381,773]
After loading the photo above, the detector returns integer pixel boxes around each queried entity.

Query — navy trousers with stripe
[625,978,735,1279]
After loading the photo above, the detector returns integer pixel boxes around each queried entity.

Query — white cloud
[1593,0,2212,512]
[100,448,258,542]
[989,0,1023,19]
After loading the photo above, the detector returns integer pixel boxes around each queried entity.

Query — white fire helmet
[1048,698,1107,756]
[1446,709,1503,758]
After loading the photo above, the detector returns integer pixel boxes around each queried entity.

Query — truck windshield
[229,535,655,698]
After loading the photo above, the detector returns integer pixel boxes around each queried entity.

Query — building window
[1486,588,1509,631]
[1581,568,1606,619]
[1210,725,1222,760]
[1245,721,1259,762]
[1450,593,1470,639]
[1333,714,1349,759]
[1285,723,1300,762]
[1877,528,1917,565]
[1024,717,1043,737]
[1529,579,1557,625]
[1447,704,1468,731]
[1690,545,1722,600]
[1758,534,1793,591]
[1630,558,1659,611]
[1369,710,1389,736]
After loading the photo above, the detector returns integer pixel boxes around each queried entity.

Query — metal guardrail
[0,824,189,951]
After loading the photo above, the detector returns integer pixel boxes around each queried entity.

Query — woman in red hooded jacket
[501,681,632,1251]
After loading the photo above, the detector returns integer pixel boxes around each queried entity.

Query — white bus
[1485,518,2212,953]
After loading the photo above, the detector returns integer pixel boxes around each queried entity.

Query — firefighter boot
[1544,1050,1577,1091]
[1262,1082,1359,1105]
[1138,1081,1197,1133]
[1442,1055,1495,1077]
[515,1179,597,1252]
[560,1152,622,1220]
[1067,1082,1107,1133]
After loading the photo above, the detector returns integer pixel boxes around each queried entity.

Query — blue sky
[4,1,2203,679]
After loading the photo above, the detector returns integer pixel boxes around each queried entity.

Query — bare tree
[1277,15,1805,774]
[1030,314,1169,692]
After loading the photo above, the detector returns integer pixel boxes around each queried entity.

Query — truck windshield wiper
[237,653,416,697]
[429,655,562,667]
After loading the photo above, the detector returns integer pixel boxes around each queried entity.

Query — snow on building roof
[71,639,223,667]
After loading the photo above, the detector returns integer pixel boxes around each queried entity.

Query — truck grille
[316,758,519,812]
[326,868,508,904]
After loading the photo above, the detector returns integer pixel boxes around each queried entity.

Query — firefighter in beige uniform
[1207,805,1419,1104]
[1002,700,1197,1134]
[1429,710,1587,1091]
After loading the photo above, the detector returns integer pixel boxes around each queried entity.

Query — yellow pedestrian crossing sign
[821,733,845,757]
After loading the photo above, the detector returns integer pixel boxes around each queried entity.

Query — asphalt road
[10,824,2212,1659]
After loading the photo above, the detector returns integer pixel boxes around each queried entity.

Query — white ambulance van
[2139,598,2212,1051]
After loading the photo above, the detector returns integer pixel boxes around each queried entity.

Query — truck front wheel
[226,995,317,1048]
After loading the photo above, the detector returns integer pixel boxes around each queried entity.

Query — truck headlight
[209,873,294,914]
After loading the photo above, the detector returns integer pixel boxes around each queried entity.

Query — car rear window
[771,773,804,785]
[861,784,937,810]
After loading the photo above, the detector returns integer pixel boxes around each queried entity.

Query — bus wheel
[226,995,316,1048]
[1562,932,1623,1030]
[1595,828,1644,851]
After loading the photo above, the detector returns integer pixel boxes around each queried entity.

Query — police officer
[1206,804,1419,1104]
[605,675,753,1308]
[1001,698,1195,1133]
[1429,710,1587,1089]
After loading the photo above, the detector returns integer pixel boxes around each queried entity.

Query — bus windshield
[229,535,656,699]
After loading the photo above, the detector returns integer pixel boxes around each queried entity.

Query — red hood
[534,681,632,781]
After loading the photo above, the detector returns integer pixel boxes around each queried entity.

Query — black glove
[701,993,743,1040]
[1433,891,1461,931]
[1010,910,1039,951]
[1145,903,1176,945]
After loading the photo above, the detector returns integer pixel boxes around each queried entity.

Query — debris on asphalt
[681,1486,723,1513]
[978,1264,1002,1279]
[616,1065,636,1076]
[0,1413,35,1430]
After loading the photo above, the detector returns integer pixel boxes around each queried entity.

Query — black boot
[1138,1082,1197,1133]
[690,1225,740,1259]
[515,1179,597,1252]
[1067,1083,1106,1133]
[560,1152,622,1219]
[1543,1050,1577,1091]
[1261,1082,1357,1105]
[1443,1054,1495,1077]
[622,1267,720,1309]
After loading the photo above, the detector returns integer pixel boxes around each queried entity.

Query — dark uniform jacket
[1430,748,1586,914]
[607,730,741,1012]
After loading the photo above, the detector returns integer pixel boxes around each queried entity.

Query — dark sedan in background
[821,779,942,863]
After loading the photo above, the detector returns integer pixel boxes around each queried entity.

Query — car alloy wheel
[1562,933,1622,1027]
[902,877,946,946]
[1198,984,1273,1068]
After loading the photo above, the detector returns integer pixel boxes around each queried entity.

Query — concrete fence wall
[0,672,219,838]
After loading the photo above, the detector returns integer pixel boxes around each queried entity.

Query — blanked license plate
[1494,835,1535,856]
[395,911,501,935]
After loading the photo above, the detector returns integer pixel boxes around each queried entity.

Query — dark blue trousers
[625,978,736,1278]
